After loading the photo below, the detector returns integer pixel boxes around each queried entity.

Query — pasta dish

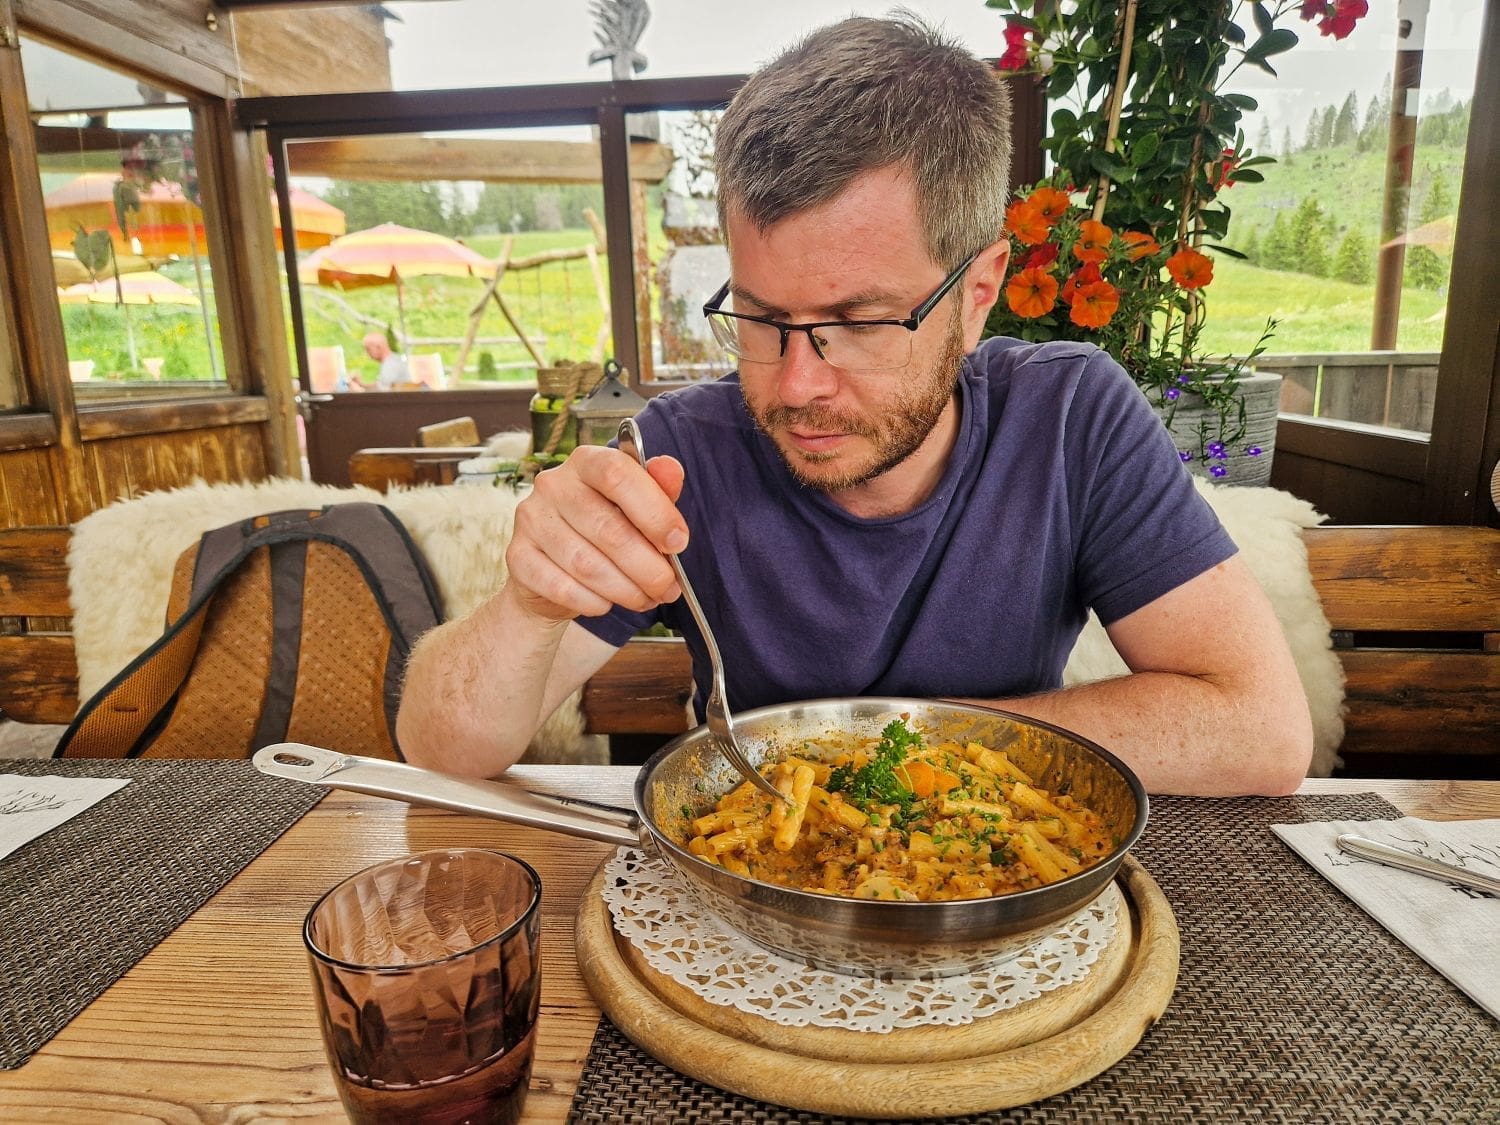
[682,717,1115,901]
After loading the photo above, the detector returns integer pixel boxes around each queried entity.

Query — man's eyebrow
[728,282,908,319]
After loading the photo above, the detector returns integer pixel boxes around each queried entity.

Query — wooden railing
[1254,351,1441,434]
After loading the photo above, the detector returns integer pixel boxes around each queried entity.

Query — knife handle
[1335,833,1500,896]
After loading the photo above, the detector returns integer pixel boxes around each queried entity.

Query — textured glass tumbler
[304,849,542,1125]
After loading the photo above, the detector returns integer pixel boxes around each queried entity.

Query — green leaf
[1224,93,1259,112]
[1130,132,1161,166]
[1224,21,1246,45]
[1205,243,1247,260]
[1252,2,1274,37]
[1227,167,1264,183]
[1244,27,1299,64]
[1089,151,1134,181]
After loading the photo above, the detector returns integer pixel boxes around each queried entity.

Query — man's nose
[775,330,839,407]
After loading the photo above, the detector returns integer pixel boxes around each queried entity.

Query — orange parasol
[297,223,497,348]
[43,172,346,259]
[57,269,201,371]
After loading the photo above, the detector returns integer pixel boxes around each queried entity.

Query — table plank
[0,768,1494,1123]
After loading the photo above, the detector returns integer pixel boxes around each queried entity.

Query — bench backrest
[4,524,1497,773]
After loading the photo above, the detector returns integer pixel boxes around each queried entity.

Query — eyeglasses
[701,252,977,373]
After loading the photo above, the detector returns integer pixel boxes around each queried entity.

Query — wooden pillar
[598,102,641,387]
[1371,0,1429,351]
[0,2,90,522]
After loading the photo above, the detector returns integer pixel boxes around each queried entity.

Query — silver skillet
[255,697,1147,978]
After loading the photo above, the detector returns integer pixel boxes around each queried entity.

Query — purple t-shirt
[578,338,1236,718]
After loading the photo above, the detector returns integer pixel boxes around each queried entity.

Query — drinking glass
[304,848,542,1125]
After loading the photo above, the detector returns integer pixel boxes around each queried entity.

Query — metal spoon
[615,417,785,804]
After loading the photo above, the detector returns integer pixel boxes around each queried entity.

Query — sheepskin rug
[63,475,1344,777]
[66,478,600,765]
[1062,478,1344,776]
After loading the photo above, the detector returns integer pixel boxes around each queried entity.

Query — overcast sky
[383,0,1483,134]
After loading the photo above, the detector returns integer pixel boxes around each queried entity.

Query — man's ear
[960,236,1010,350]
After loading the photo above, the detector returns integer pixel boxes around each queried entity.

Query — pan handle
[253,743,643,849]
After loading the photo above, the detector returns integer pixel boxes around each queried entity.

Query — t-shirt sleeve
[1064,350,1238,625]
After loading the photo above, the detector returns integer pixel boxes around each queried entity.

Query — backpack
[55,503,443,761]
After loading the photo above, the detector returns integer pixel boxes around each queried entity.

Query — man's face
[363,337,388,362]
[725,168,978,498]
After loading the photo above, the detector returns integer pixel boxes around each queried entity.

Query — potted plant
[983,0,1370,484]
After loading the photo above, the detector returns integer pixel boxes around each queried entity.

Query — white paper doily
[601,848,1122,1033]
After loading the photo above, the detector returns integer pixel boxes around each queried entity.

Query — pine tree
[1405,246,1447,289]
[1332,228,1373,284]
[1255,118,1273,156]
[1238,226,1262,266]
[1281,125,1295,164]
[1302,111,1322,152]
[1333,92,1359,146]
[1420,172,1453,222]
[1356,95,1382,151]
[1318,105,1337,149]
[1261,212,1296,272]
[1290,195,1331,277]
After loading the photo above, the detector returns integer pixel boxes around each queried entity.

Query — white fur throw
[1061,479,1344,777]
[66,478,601,765]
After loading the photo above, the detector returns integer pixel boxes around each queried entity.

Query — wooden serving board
[575,856,1181,1119]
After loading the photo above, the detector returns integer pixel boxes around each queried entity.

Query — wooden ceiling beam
[286,136,675,185]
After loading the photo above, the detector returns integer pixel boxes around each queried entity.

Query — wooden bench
[3,525,1496,777]
[348,447,486,492]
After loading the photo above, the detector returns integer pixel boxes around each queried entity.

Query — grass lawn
[1196,257,1448,358]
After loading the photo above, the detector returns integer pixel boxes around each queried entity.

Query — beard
[745,302,968,493]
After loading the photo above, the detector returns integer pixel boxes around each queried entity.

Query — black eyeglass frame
[701,251,979,366]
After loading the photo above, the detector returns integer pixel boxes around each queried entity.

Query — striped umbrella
[297,222,497,350]
[57,270,201,371]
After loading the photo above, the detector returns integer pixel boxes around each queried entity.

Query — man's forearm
[962,669,1313,797]
[396,583,572,778]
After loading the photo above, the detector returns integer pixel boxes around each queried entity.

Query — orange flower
[1060,262,1102,304]
[1068,279,1120,328]
[1004,200,1050,246]
[1166,247,1214,289]
[1121,231,1161,260]
[1073,219,1113,264]
[1005,267,1060,319]
[1027,186,1072,224]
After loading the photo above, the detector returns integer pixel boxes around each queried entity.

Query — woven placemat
[0,757,325,1069]
[569,793,1500,1123]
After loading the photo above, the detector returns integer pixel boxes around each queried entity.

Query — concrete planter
[1151,371,1282,487]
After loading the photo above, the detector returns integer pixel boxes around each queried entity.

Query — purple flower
[1178,450,1193,463]
[1176,373,1190,385]
[1246,445,1263,457]
[1207,441,1227,459]
[1210,464,1228,478]
[1165,387,1180,401]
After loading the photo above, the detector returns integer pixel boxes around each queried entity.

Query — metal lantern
[571,359,649,446]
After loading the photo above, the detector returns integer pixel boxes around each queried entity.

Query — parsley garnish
[826,717,925,809]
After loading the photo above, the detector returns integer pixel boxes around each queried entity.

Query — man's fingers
[574,446,690,554]
[646,455,686,507]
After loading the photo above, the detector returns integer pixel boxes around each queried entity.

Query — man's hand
[505,444,689,622]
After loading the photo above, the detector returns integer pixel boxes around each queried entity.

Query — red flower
[997,22,1031,71]
[1068,280,1120,328]
[1120,231,1160,260]
[1166,247,1214,289]
[1299,0,1368,39]
[1026,186,1072,224]
[1005,267,1059,319]
[1004,199,1050,246]
[1024,242,1059,269]
[1072,219,1113,264]
[1209,147,1239,191]
[1061,262,1103,304]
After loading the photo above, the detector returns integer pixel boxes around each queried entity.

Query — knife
[1335,833,1500,896]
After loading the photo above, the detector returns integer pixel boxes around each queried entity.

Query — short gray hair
[715,13,1012,270]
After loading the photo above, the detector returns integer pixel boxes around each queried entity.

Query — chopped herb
[681,804,694,820]
[826,717,925,809]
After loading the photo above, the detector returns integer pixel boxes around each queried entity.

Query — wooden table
[0,771,1495,1123]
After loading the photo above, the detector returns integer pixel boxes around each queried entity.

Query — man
[358,331,409,389]
[397,16,1312,796]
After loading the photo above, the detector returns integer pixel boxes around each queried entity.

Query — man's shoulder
[970,336,1114,381]
[639,376,752,439]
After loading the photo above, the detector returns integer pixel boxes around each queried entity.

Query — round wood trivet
[576,856,1180,1119]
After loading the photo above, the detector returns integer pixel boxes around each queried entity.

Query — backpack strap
[54,503,442,759]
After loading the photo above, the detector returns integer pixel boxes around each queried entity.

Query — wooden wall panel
[232,9,393,96]
[0,449,67,528]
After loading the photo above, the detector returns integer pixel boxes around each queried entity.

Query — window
[24,36,226,399]
[1202,0,1480,436]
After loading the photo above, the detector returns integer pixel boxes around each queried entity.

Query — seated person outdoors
[351,331,410,390]
[398,15,1313,797]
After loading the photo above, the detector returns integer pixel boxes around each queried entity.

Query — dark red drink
[334,1022,537,1125]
